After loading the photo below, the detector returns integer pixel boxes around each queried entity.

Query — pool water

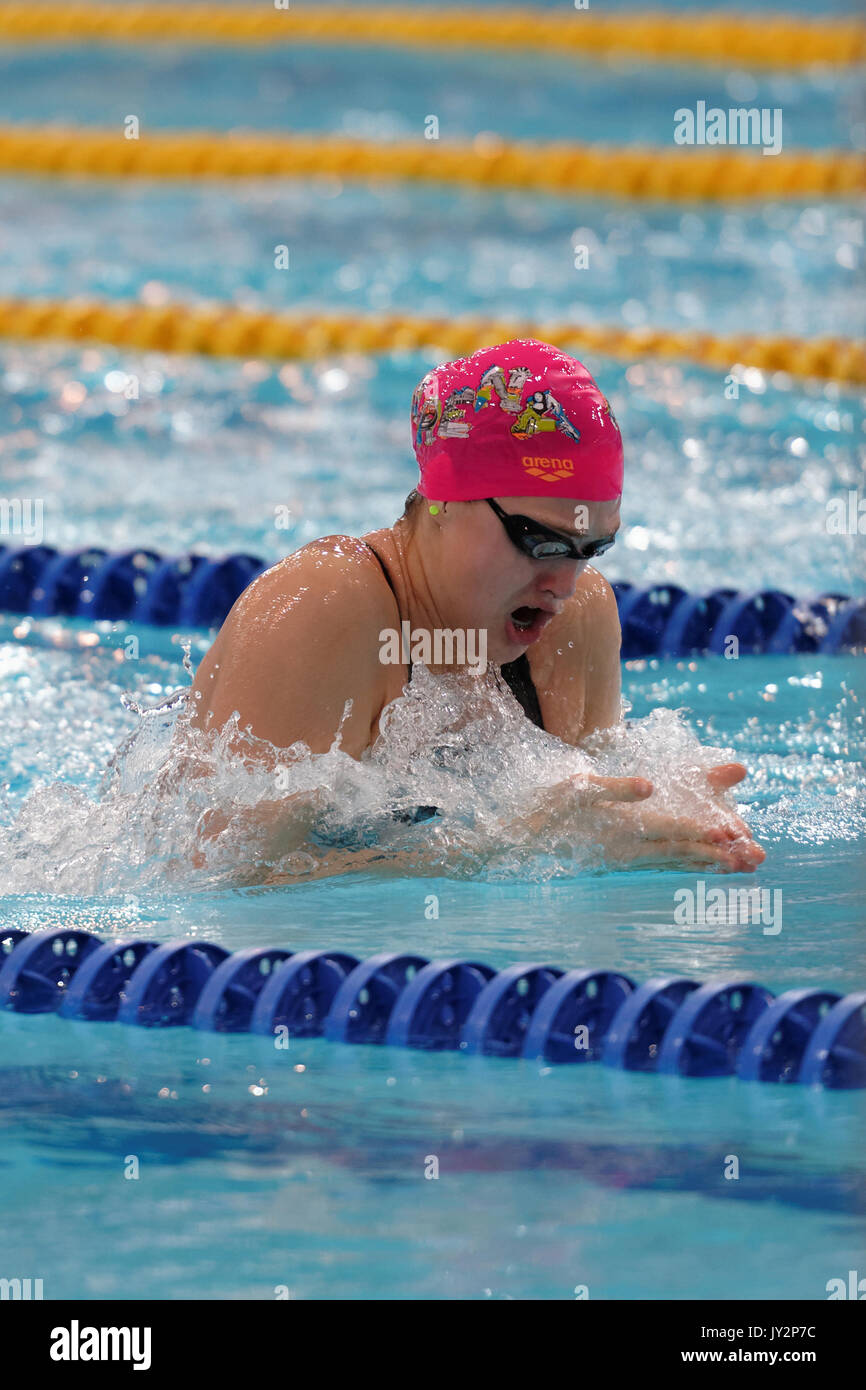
[0,637,862,1298]
[0,5,864,1300]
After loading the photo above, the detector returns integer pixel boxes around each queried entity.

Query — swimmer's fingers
[696,836,764,870]
[706,762,747,792]
[516,775,651,838]
[701,772,757,843]
[628,808,731,844]
[573,774,653,805]
[624,809,764,862]
[662,830,765,870]
[530,775,651,819]
[637,839,762,873]
[713,811,754,842]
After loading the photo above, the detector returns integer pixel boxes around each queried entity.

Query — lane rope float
[1,929,862,1088]
[736,988,843,1083]
[0,5,862,69]
[0,126,863,203]
[0,297,863,387]
[0,545,863,655]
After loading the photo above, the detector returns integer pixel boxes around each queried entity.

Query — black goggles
[485,498,616,561]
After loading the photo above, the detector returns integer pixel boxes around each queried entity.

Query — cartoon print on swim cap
[511,389,581,444]
[599,394,621,434]
[438,386,475,438]
[411,339,622,502]
[475,364,530,414]
[411,375,442,447]
[412,351,586,455]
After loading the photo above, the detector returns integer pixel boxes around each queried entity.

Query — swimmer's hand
[510,766,765,873]
[702,761,762,858]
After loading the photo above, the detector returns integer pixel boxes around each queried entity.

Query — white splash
[0,660,764,892]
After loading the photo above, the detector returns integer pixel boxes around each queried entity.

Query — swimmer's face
[432,495,621,664]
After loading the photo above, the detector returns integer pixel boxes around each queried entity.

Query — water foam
[0,654,768,893]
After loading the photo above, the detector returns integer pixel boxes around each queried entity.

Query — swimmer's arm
[537,567,622,747]
[564,575,752,799]
[188,546,388,761]
[575,570,623,739]
[194,786,330,872]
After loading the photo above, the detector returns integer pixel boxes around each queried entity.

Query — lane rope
[0,4,862,69]
[0,929,862,1086]
[0,296,863,385]
[0,546,863,655]
[0,125,862,202]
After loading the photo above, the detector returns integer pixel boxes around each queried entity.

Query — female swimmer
[189,338,765,874]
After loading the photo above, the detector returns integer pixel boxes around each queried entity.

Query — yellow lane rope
[0,126,862,201]
[0,298,862,385]
[0,4,863,68]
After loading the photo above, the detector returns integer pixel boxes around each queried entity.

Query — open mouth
[511,606,539,632]
[506,605,552,645]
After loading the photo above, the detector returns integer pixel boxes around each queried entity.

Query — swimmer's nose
[536,559,585,601]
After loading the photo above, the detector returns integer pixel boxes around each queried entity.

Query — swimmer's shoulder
[190,535,395,751]
[223,533,397,636]
[572,565,621,639]
[536,565,621,664]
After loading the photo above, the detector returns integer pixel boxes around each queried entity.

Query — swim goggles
[485,498,616,561]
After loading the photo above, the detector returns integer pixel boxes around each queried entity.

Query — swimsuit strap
[361,540,544,731]
[363,540,413,678]
[499,654,545,732]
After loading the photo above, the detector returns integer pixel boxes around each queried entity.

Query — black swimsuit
[364,541,545,823]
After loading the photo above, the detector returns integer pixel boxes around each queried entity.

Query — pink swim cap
[411,338,623,502]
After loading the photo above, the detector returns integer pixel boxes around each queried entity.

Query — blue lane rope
[1,930,863,1088]
[0,545,863,655]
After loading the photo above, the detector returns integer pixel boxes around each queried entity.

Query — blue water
[2,180,864,339]
[0,632,862,1297]
[0,6,864,1300]
[1,44,862,149]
